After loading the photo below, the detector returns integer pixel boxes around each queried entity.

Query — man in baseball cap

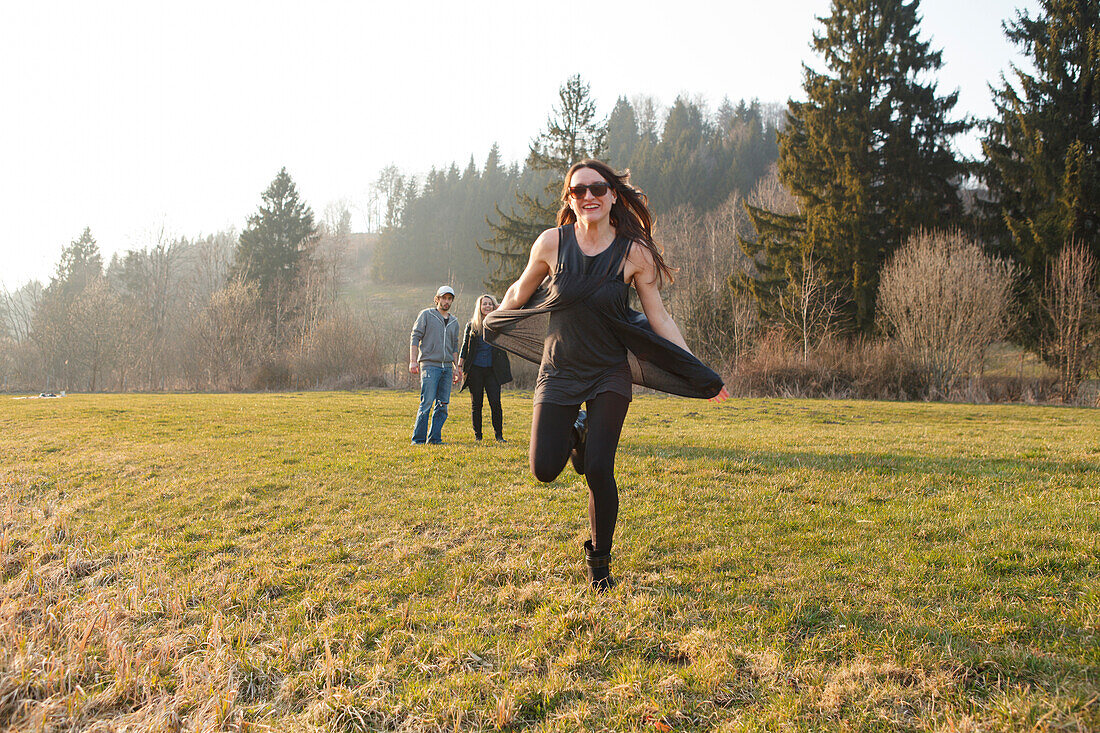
[409,285,461,444]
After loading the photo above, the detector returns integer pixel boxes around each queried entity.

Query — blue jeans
[412,364,453,444]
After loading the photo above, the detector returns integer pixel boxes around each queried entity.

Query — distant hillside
[345,232,378,281]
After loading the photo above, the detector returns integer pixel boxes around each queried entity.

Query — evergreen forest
[369,90,782,292]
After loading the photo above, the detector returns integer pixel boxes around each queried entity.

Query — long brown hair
[470,293,499,334]
[557,159,675,287]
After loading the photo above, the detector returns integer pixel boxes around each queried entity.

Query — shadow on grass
[624,442,1100,479]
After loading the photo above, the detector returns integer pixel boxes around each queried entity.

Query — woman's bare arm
[498,228,558,311]
[627,243,692,352]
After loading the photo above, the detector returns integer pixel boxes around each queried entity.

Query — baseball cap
[436,285,455,297]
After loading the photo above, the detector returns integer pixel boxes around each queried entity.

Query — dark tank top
[535,226,633,405]
[482,225,724,401]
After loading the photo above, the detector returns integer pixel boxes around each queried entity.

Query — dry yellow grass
[2,391,1098,731]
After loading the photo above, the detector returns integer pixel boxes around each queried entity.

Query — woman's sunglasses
[567,182,613,199]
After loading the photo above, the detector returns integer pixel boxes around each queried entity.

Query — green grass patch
[342,282,482,317]
[1,392,1098,731]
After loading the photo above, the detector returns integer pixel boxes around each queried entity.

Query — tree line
[737,0,1099,401]
[2,0,1098,402]
[0,170,391,392]
[370,80,782,293]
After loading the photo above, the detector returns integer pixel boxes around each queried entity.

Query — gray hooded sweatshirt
[410,308,460,366]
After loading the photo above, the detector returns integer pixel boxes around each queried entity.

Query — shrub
[288,310,384,389]
[877,231,1015,399]
[251,360,292,390]
[726,331,1060,403]
[728,331,923,400]
[181,280,272,391]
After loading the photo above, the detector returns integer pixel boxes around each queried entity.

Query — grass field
[342,283,481,318]
[2,392,1098,732]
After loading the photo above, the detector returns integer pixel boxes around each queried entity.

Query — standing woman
[458,294,512,442]
[484,159,728,591]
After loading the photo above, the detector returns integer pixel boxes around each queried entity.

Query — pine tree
[606,96,639,168]
[233,168,318,300]
[982,0,1100,350]
[479,75,607,292]
[721,99,780,196]
[743,0,969,332]
[484,143,502,177]
[527,75,607,173]
[462,156,478,182]
[51,227,103,301]
[34,228,111,389]
[652,97,712,210]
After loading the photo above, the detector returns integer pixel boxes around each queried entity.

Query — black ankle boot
[570,410,588,475]
[584,540,615,592]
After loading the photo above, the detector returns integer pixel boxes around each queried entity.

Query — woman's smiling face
[568,167,616,225]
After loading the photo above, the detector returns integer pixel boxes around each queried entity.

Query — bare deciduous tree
[1042,241,1099,403]
[189,231,236,303]
[629,94,664,142]
[290,307,383,389]
[373,166,408,230]
[67,278,128,392]
[111,233,189,390]
[659,194,762,370]
[877,230,1016,398]
[183,280,271,391]
[779,249,846,363]
[745,164,799,220]
[317,201,353,307]
[739,169,840,361]
[1,281,42,343]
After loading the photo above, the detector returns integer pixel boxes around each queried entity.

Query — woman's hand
[709,385,730,403]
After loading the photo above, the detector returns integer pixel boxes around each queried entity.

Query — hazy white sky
[1,0,1037,288]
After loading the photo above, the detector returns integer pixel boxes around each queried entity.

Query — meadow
[1,391,1098,732]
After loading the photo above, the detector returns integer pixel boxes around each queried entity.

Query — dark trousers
[529,391,630,553]
[466,365,503,439]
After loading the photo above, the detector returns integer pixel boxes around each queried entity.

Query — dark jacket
[459,322,512,390]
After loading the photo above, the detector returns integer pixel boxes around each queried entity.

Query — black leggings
[529,391,630,553]
[466,366,503,439]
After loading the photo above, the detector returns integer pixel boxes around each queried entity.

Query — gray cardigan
[410,308,460,365]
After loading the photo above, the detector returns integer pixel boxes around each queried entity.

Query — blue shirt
[472,337,493,368]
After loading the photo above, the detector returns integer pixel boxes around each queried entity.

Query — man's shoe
[570,410,587,475]
[495,435,506,443]
[584,540,615,592]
